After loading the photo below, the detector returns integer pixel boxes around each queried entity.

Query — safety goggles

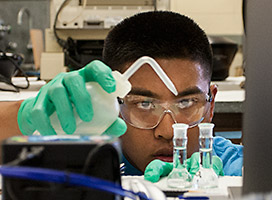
[118,92,212,129]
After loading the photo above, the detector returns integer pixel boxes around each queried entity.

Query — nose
[154,110,176,140]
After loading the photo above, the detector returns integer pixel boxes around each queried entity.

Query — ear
[208,84,218,122]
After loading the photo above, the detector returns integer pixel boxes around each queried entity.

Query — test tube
[167,123,192,189]
[195,123,218,189]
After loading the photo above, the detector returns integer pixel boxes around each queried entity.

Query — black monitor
[243,0,272,195]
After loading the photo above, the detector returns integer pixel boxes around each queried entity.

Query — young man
[1,11,243,178]
[102,11,242,177]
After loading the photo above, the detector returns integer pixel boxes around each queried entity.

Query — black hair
[102,11,212,79]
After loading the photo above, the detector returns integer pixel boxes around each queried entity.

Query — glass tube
[167,123,192,189]
[195,123,218,189]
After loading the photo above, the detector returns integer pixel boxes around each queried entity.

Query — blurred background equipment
[0,16,29,92]
[40,0,170,80]
[0,18,11,49]
[17,7,33,51]
[209,36,238,81]
[1,135,122,200]
[243,0,272,196]
[0,51,29,92]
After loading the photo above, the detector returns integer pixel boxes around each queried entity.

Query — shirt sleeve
[212,136,243,176]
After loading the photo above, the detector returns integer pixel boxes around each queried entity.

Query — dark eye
[136,101,155,110]
[177,98,197,109]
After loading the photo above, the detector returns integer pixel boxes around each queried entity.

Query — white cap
[112,71,132,98]
[172,123,189,138]
[198,123,215,137]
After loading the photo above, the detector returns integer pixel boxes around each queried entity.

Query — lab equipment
[0,166,150,200]
[51,56,177,135]
[0,51,29,92]
[122,178,167,200]
[41,0,170,80]
[1,135,123,200]
[167,123,193,189]
[194,123,218,189]
[17,7,33,50]
[243,0,272,195]
[209,36,238,81]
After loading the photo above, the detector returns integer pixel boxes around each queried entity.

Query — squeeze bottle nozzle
[118,56,178,96]
[51,56,178,135]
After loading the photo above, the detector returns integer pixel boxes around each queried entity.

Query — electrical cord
[4,146,45,200]
[79,143,121,200]
[1,144,150,200]
[0,166,150,200]
[5,146,44,166]
[6,179,20,200]
[53,0,68,49]
[53,0,83,70]
[57,0,87,25]
[82,143,119,174]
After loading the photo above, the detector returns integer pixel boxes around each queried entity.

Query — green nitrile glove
[144,152,224,183]
[186,152,201,176]
[212,155,224,176]
[18,60,127,136]
[144,159,173,183]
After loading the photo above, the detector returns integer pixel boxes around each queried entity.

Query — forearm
[0,101,23,141]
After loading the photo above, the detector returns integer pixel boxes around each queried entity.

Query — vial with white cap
[50,56,178,135]
[194,123,218,188]
[167,123,192,188]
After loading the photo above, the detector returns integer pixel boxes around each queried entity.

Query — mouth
[154,155,173,162]
[154,148,173,162]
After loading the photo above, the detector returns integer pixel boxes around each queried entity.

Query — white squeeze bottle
[50,56,178,135]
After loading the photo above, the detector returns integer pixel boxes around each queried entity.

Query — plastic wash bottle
[50,56,178,135]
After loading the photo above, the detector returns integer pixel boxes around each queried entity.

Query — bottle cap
[112,71,131,98]
[172,123,189,138]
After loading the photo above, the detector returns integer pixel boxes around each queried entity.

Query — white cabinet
[170,0,243,35]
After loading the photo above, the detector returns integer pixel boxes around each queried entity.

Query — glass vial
[167,123,192,188]
[195,123,218,189]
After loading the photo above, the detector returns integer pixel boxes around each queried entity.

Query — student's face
[119,58,217,172]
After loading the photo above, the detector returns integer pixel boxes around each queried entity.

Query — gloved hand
[213,136,243,176]
[18,60,127,136]
[144,152,224,183]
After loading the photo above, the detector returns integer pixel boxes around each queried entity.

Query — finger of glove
[46,78,76,135]
[79,60,116,93]
[18,98,37,135]
[144,159,173,183]
[31,93,57,136]
[103,117,127,137]
[212,156,224,176]
[63,71,93,122]
[187,152,200,175]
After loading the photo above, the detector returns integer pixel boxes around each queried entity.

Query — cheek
[120,126,154,171]
[187,127,200,157]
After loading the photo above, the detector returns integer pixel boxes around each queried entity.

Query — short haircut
[102,11,213,80]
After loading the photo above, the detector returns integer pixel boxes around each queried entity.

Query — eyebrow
[129,88,160,98]
[176,87,205,98]
[129,86,205,98]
